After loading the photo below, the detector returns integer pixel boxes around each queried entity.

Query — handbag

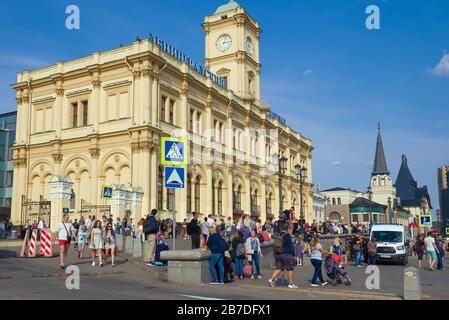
[246,248,254,256]
[62,222,72,244]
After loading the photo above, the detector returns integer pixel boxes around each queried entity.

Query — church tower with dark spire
[369,124,397,206]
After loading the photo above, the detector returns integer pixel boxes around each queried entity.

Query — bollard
[124,236,134,255]
[116,235,124,252]
[133,238,143,258]
[404,267,422,300]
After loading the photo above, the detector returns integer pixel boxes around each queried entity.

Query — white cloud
[302,69,313,76]
[331,161,342,166]
[430,53,449,77]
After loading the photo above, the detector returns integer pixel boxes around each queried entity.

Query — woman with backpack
[231,231,245,280]
[246,230,263,279]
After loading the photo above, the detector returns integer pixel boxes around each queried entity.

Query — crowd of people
[0,220,14,239]
[4,207,448,283]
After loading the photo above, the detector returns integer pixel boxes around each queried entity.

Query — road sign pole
[172,189,176,251]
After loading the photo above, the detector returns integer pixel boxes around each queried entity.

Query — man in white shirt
[37,217,46,229]
[424,232,439,271]
[55,214,76,269]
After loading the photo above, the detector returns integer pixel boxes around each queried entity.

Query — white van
[370,224,409,265]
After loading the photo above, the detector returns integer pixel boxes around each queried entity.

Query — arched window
[194,176,201,213]
[233,185,242,211]
[218,181,223,216]
[266,192,272,214]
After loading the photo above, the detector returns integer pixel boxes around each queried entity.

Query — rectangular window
[332,198,336,205]
[189,110,194,132]
[36,109,44,132]
[169,99,175,124]
[352,214,359,223]
[44,108,53,131]
[108,95,117,121]
[160,96,167,122]
[337,198,341,205]
[82,101,88,126]
[363,214,370,222]
[72,102,78,127]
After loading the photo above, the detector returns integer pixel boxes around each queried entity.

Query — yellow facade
[10,3,313,228]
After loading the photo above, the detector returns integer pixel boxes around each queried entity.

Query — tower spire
[372,124,390,176]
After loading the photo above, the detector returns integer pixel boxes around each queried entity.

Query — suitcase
[244,264,253,277]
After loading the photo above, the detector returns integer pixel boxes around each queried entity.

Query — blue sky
[0,0,448,213]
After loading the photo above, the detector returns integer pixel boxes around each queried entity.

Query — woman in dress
[89,220,104,267]
[103,223,117,267]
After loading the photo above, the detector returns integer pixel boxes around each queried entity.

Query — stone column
[54,86,64,138]
[140,140,151,215]
[91,78,101,132]
[260,177,267,223]
[132,69,142,126]
[150,139,160,210]
[151,71,159,127]
[11,154,27,225]
[243,170,251,215]
[89,147,100,204]
[204,165,213,216]
[49,176,73,232]
[226,169,233,219]
[141,68,151,124]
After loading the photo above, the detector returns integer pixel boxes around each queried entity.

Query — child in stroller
[325,253,352,286]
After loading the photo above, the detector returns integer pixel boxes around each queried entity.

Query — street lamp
[295,163,307,221]
[276,154,287,216]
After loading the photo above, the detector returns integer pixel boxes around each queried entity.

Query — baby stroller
[325,253,352,286]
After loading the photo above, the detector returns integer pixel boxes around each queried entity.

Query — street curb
[240,284,402,300]
[121,252,403,300]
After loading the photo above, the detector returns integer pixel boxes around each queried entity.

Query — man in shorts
[268,226,298,289]
[55,213,76,269]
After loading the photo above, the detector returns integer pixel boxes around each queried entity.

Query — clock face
[246,37,254,55]
[216,34,232,52]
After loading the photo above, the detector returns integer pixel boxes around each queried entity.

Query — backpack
[257,233,265,244]
[272,234,285,254]
[236,243,246,258]
[143,216,158,235]
[187,220,198,236]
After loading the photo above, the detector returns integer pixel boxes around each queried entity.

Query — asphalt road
[0,240,448,300]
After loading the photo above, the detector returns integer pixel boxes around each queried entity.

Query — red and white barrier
[27,229,38,257]
[39,229,53,257]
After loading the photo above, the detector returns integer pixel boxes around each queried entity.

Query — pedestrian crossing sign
[164,166,185,189]
[102,185,114,200]
[161,137,187,166]
[418,214,432,228]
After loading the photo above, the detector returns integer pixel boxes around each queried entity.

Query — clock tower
[203,0,262,103]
